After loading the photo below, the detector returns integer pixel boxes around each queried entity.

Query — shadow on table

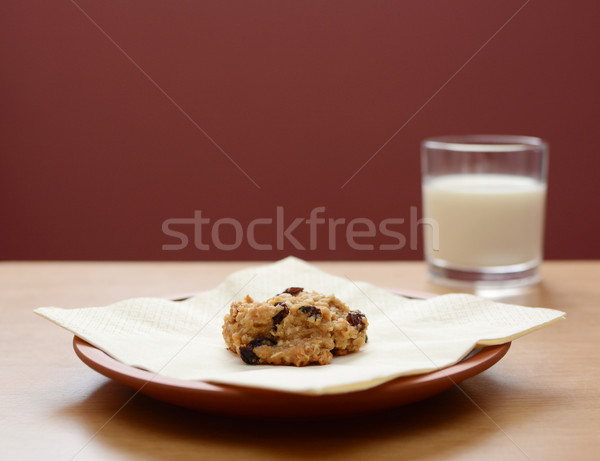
[56,374,553,461]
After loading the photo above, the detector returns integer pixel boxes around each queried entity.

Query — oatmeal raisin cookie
[222,287,368,366]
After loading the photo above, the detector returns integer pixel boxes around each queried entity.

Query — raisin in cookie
[222,287,368,366]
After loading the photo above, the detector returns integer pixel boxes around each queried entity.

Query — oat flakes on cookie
[222,287,368,366]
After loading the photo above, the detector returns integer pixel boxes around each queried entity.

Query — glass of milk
[421,135,548,289]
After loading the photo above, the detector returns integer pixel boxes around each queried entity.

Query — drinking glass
[421,135,548,289]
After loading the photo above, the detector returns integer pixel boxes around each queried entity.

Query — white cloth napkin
[35,257,564,395]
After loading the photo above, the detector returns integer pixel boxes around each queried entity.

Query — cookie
[222,287,368,366]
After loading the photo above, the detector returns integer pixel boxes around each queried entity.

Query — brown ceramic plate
[73,337,509,419]
[72,289,511,419]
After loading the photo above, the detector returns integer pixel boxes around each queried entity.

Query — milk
[422,174,546,269]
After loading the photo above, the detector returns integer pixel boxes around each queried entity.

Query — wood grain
[1,261,598,460]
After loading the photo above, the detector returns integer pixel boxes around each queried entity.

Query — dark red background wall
[2,0,599,261]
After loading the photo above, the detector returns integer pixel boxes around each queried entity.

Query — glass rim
[422,135,547,153]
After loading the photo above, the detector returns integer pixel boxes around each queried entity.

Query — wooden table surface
[1,261,598,461]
